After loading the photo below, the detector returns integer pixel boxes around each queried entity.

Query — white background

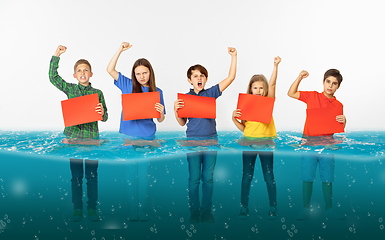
[0,0,384,132]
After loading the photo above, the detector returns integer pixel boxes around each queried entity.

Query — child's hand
[155,103,165,122]
[174,99,184,112]
[336,115,346,125]
[299,70,309,79]
[95,103,104,116]
[155,103,164,114]
[120,42,132,52]
[228,47,237,56]
[54,45,67,57]
[233,109,241,119]
[274,56,281,66]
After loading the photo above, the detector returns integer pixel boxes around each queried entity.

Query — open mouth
[197,82,202,87]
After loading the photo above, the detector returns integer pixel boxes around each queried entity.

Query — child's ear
[73,73,76,78]
[90,72,93,78]
[187,78,193,85]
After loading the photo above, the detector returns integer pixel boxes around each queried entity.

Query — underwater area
[0,131,385,240]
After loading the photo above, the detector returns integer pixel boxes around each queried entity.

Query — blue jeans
[70,159,98,210]
[187,151,217,213]
[241,151,277,208]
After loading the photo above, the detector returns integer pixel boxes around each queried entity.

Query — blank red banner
[122,92,160,121]
[306,107,344,136]
[236,93,275,123]
[177,93,216,119]
[61,93,102,127]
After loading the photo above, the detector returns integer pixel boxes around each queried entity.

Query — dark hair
[246,74,269,96]
[131,58,156,93]
[323,69,343,86]
[74,59,92,73]
[187,64,208,79]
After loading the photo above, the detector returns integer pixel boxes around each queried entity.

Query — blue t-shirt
[115,72,166,138]
[185,84,222,138]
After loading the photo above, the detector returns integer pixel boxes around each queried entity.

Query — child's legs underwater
[259,151,276,207]
[319,154,335,210]
[125,159,150,210]
[241,151,257,208]
[300,153,335,208]
[70,159,99,210]
[187,151,217,212]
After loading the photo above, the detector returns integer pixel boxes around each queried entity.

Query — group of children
[49,43,346,223]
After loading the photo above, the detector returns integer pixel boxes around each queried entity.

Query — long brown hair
[131,58,156,93]
[246,74,269,96]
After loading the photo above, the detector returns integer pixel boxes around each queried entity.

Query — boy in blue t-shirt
[174,47,237,223]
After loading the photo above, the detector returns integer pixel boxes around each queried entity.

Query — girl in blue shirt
[107,42,165,138]
[107,42,166,221]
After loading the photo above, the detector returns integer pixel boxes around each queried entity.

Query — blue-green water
[0,131,385,239]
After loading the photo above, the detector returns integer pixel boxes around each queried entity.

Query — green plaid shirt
[49,56,108,139]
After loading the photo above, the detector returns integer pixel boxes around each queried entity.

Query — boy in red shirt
[288,69,346,220]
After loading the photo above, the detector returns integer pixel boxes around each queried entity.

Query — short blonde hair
[74,59,92,73]
[246,74,269,96]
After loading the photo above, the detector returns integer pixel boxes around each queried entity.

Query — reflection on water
[0,131,385,239]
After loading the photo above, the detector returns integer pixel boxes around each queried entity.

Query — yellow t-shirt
[243,117,276,138]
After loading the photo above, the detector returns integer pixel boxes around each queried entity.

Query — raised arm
[287,70,309,99]
[218,47,237,92]
[106,42,132,81]
[174,99,187,126]
[54,45,66,57]
[268,56,281,98]
[49,45,70,92]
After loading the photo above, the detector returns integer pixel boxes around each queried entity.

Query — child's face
[251,81,265,96]
[323,76,339,98]
[134,65,150,87]
[73,64,93,86]
[188,70,207,93]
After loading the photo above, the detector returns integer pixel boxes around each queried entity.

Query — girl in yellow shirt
[232,56,280,220]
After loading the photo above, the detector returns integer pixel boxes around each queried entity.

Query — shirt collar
[189,88,205,95]
[321,92,336,102]
[78,82,92,89]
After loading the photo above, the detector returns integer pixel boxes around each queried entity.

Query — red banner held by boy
[61,93,103,127]
[122,92,161,121]
[306,107,344,136]
[236,93,275,124]
[177,93,216,119]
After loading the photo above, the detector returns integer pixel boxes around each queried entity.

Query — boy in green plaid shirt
[49,45,108,222]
